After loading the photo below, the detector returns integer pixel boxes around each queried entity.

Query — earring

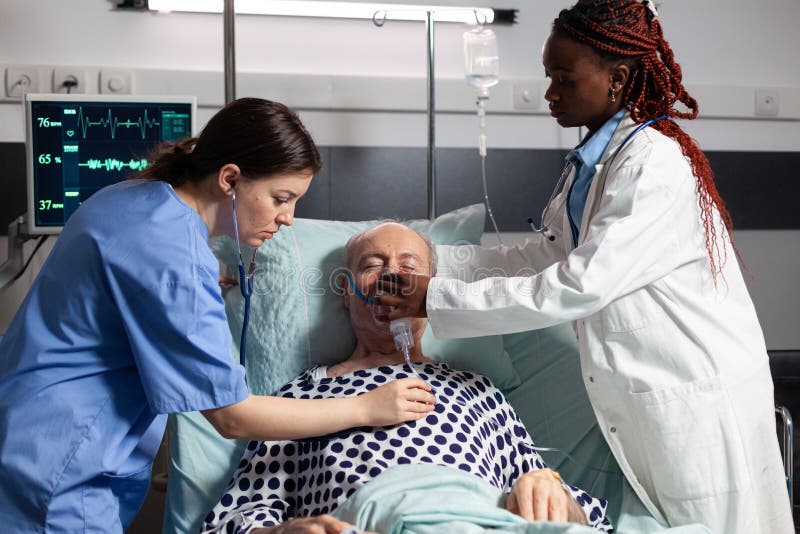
[610,87,616,103]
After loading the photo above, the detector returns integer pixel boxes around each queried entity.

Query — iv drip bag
[464,26,499,96]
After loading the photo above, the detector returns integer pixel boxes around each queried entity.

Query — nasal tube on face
[389,318,414,352]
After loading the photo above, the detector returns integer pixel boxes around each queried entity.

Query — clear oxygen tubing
[389,317,423,381]
[477,96,503,245]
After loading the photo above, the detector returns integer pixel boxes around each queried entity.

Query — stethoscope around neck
[231,187,257,371]
[529,114,668,241]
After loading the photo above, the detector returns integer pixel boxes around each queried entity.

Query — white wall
[3,0,800,84]
[2,0,800,146]
[1,0,799,348]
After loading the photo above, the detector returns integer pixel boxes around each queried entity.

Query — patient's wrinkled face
[345,223,430,339]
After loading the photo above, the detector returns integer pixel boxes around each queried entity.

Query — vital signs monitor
[25,93,196,234]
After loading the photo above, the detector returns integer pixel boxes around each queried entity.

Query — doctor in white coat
[377,1,794,532]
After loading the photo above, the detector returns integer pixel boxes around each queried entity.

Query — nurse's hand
[359,377,435,426]
[506,469,587,524]
[375,272,429,319]
[251,514,375,533]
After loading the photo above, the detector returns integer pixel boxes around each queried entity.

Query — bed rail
[777,405,794,506]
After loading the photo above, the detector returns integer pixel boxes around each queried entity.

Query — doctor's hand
[359,377,435,427]
[251,515,375,533]
[506,469,587,524]
[374,272,430,319]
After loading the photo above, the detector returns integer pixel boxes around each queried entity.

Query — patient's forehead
[351,223,430,270]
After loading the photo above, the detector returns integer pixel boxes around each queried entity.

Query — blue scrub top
[0,180,249,532]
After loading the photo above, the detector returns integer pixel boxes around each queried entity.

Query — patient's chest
[227,363,542,518]
[206,363,613,532]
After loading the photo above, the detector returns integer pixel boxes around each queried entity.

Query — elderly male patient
[203,223,612,534]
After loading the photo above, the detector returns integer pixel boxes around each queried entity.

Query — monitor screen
[25,94,196,234]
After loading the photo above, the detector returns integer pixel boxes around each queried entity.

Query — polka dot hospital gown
[203,362,612,533]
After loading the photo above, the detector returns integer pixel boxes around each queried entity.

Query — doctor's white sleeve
[435,234,566,282]
[427,162,703,339]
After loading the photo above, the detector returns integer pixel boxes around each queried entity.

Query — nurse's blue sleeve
[117,268,248,414]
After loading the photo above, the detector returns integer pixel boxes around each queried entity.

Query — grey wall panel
[442,149,800,231]
[707,151,800,229]
[293,146,332,220]
[327,147,427,221]
[2,142,799,234]
[436,148,568,232]
[299,146,569,229]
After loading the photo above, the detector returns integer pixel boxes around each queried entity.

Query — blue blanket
[332,464,713,534]
[332,464,600,534]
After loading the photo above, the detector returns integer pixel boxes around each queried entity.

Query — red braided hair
[554,0,735,283]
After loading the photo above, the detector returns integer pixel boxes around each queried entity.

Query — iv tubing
[477,98,503,245]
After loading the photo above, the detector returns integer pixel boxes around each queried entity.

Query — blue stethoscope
[529,115,668,241]
[231,188,257,370]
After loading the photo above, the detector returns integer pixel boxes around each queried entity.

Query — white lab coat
[427,114,794,533]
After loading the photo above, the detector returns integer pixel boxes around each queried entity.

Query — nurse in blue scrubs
[0,98,434,532]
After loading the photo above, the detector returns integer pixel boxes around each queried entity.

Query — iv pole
[223,0,236,104]
[220,6,514,221]
[373,10,438,219]
[372,8,516,220]
[425,11,436,220]
[223,3,441,221]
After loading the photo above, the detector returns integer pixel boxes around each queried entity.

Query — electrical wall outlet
[5,65,40,98]
[513,82,543,111]
[100,69,133,94]
[52,67,88,94]
[755,89,779,117]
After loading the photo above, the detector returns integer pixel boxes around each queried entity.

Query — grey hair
[344,220,437,276]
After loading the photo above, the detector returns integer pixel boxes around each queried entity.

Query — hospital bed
[770,350,799,523]
[162,203,796,533]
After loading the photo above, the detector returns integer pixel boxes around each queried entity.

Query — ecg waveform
[75,107,161,140]
[78,158,149,172]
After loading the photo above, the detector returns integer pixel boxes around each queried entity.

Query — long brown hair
[554,0,734,282]
[137,98,322,186]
